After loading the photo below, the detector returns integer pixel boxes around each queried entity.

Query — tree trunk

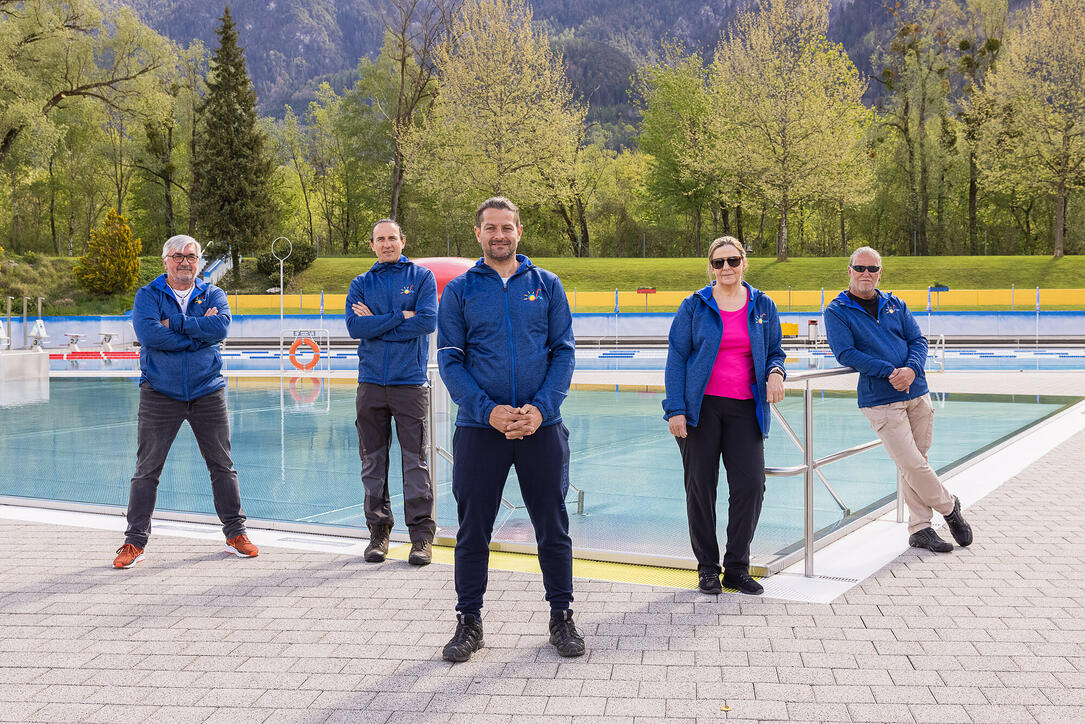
[49,158,59,254]
[1054,182,1065,258]
[390,148,405,221]
[163,126,176,238]
[757,203,766,248]
[840,203,846,256]
[968,151,978,255]
[693,205,702,257]
[557,203,578,255]
[720,200,730,236]
[575,195,590,258]
[776,192,789,262]
[67,209,75,258]
[735,203,744,245]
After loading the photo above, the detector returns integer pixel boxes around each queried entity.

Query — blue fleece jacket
[345,256,437,386]
[663,282,786,437]
[133,274,229,401]
[824,289,929,408]
[437,255,575,429]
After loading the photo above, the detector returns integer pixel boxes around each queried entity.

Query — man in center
[436,196,582,662]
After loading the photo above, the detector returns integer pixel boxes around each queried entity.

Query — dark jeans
[451,424,573,618]
[355,382,436,541]
[124,384,247,548]
[676,396,766,575]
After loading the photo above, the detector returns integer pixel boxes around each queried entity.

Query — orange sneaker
[113,543,144,569]
[225,534,259,558]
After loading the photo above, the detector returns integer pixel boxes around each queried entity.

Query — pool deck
[2,373,1085,722]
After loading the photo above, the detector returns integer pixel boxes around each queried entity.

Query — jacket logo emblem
[401,285,414,295]
[755,314,765,324]
[193,295,205,305]
[523,288,542,302]
[886,305,896,314]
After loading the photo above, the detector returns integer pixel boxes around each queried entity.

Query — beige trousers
[862,394,955,534]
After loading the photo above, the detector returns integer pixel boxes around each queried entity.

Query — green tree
[634,44,717,257]
[405,0,585,230]
[978,0,1085,257]
[191,6,278,283]
[0,0,168,164]
[711,0,870,261]
[73,208,140,294]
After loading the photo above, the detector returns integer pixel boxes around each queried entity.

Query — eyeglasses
[850,264,880,273]
[710,257,742,269]
[167,254,199,263]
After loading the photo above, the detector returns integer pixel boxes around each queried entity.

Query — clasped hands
[162,307,217,327]
[888,366,915,392]
[352,302,414,319]
[489,404,543,440]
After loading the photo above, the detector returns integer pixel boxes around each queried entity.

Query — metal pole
[427,366,438,526]
[5,297,11,350]
[22,297,29,348]
[37,297,44,319]
[803,379,815,577]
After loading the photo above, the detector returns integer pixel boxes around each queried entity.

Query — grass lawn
[294,255,1085,294]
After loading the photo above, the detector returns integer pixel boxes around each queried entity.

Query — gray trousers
[355,382,435,541]
[125,384,247,548]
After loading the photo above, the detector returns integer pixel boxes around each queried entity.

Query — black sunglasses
[850,264,880,273]
[710,256,742,269]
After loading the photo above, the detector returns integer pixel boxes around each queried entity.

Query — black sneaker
[442,613,484,662]
[408,540,432,566]
[698,570,722,595]
[943,496,973,547]
[722,569,764,595]
[908,526,953,553]
[363,525,390,563]
[548,610,586,657]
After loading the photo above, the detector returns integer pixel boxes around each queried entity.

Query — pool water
[0,377,1073,567]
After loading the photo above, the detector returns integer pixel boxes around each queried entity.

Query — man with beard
[436,197,582,662]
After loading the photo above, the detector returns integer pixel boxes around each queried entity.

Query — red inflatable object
[414,257,476,300]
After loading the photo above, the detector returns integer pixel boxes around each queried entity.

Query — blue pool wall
[8,310,1085,349]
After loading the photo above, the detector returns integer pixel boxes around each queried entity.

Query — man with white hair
[825,246,973,554]
[112,235,258,568]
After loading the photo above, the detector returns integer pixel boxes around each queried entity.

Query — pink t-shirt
[704,302,755,400]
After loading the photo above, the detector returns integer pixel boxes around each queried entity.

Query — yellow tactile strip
[386,544,759,592]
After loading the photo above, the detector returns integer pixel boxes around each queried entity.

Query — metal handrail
[760,367,887,578]
[930,334,946,371]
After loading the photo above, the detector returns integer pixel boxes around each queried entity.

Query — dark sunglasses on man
[850,264,880,273]
[710,256,742,269]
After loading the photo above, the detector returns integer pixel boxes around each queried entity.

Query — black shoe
[363,525,390,563]
[549,609,586,657]
[698,570,722,595]
[908,526,953,553]
[442,613,484,662]
[408,540,432,566]
[722,569,764,595]
[943,496,973,547]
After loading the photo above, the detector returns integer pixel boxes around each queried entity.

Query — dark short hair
[371,218,402,242]
[474,197,520,228]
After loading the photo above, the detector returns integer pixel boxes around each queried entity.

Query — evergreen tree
[73,209,141,295]
[192,6,278,283]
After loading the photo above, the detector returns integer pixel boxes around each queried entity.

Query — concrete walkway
[1,427,1084,723]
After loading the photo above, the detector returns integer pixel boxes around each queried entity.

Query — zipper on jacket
[383,272,393,384]
[504,282,517,405]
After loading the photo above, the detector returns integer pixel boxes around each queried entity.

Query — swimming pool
[46,345,1085,373]
[1,375,1074,570]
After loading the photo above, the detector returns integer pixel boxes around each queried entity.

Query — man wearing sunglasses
[825,246,973,554]
[113,235,259,569]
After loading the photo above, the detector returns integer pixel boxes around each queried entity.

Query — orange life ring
[288,337,320,371]
[289,376,322,404]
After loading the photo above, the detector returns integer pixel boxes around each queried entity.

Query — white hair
[162,234,202,259]
[849,245,882,266]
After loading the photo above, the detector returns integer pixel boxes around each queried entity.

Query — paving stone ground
[2,429,1084,723]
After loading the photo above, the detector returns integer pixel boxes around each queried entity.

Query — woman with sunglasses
[663,236,786,595]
